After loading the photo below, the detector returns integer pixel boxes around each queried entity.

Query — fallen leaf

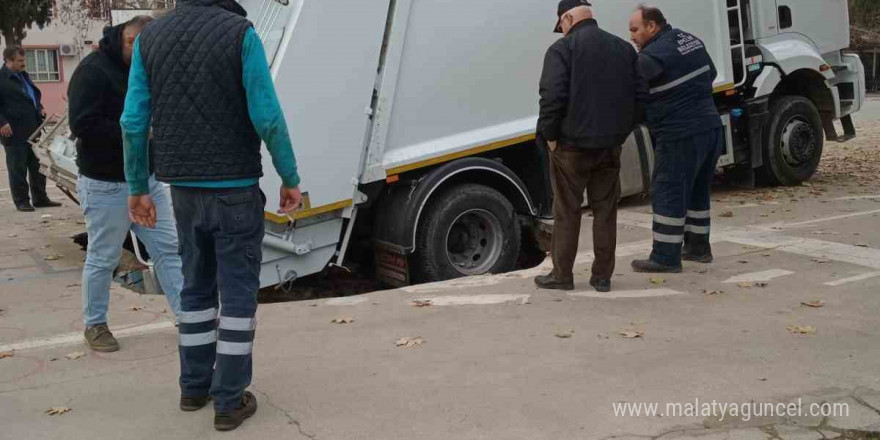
[18,247,32,251]
[649,277,666,285]
[855,243,869,248]
[76,220,86,225]
[44,255,62,261]
[64,351,86,360]
[754,282,768,288]
[694,268,709,274]
[7,233,17,238]
[762,253,772,257]
[801,301,825,308]
[555,331,574,339]
[411,300,433,308]
[0,351,14,359]
[786,325,817,335]
[758,378,768,382]
[619,330,644,339]
[395,337,425,348]
[597,333,610,339]
[811,258,830,264]
[129,306,145,311]
[65,283,80,288]
[737,260,749,264]
[40,214,53,219]
[720,211,734,218]
[703,290,725,295]
[330,317,355,324]
[45,407,71,416]
[49,356,58,362]
[737,282,753,288]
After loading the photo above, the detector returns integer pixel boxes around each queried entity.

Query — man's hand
[547,140,558,152]
[279,186,303,214]
[129,195,157,228]
[0,124,12,137]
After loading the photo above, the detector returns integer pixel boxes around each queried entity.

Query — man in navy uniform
[628,5,723,273]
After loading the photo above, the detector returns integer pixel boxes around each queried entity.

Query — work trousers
[171,184,265,413]
[549,145,622,282]
[3,141,48,207]
[650,128,723,267]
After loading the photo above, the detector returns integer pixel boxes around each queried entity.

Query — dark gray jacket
[537,19,641,149]
[0,66,43,147]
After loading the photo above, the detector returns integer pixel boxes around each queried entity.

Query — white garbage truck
[35,0,864,289]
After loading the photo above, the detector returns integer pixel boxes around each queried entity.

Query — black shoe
[15,203,35,212]
[590,278,611,293]
[631,259,682,274]
[214,391,257,431]
[180,395,211,412]
[534,274,574,291]
[33,199,62,208]
[682,251,713,264]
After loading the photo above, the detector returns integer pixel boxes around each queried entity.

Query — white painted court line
[401,275,504,293]
[568,289,684,299]
[411,294,530,306]
[725,202,780,209]
[0,321,174,353]
[723,269,795,284]
[824,271,880,287]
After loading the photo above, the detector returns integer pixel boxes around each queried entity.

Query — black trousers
[3,141,48,207]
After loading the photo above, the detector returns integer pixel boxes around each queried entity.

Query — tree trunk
[1,29,19,47]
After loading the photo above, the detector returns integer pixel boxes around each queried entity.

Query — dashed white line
[779,209,880,229]
[824,271,880,287]
[412,294,530,306]
[568,289,684,299]
[723,269,796,284]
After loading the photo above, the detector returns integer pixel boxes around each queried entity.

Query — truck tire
[413,184,521,283]
[758,95,824,186]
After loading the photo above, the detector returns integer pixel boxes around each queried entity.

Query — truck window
[779,5,793,30]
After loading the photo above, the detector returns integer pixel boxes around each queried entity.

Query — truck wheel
[413,184,521,283]
[758,96,824,186]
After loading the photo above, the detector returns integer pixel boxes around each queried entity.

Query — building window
[25,49,61,82]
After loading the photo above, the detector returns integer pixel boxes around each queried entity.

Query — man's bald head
[122,15,153,66]
[559,5,593,36]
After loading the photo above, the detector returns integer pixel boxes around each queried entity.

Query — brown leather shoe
[214,391,258,431]
[84,324,120,352]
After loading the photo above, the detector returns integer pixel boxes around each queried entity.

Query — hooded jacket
[68,23,132,182]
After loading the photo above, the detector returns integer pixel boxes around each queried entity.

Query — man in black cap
[534,0,640,293]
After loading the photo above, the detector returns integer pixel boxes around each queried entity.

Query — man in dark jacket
[122,0,302,431]
[0,46,61,212]
[628,6,723,273]
[534,0,639,293]
[68,17,183,353]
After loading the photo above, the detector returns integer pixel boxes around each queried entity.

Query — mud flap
[374,241,410,288]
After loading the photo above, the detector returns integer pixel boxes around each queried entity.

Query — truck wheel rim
[445,209,504,276]
[780,117,816,167]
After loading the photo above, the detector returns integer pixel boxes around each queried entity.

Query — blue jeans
[649,128,723,266]
[78,175,183,326]
[171,185,264,413]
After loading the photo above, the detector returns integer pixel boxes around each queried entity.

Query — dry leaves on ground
[395,337,425,348]
[619,330,644,339]
[411,300,433,308]
[720,211,734,218]
[555,331,575,339]
[737,282,768,289]
[44,255,62,261]
[811,258,831,264]
[703,290,725,295]
[649,277,666,285]
[786,325,817,335]
[330,317,355,324]
[0,351,14,359]
[129,306,145,311]
[45,407,71,416]
[801,301,825,308]
[64,351,86,360]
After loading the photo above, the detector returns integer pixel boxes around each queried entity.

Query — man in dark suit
[0,46,61,212]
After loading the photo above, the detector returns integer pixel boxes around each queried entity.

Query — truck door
[775,0,850,55]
